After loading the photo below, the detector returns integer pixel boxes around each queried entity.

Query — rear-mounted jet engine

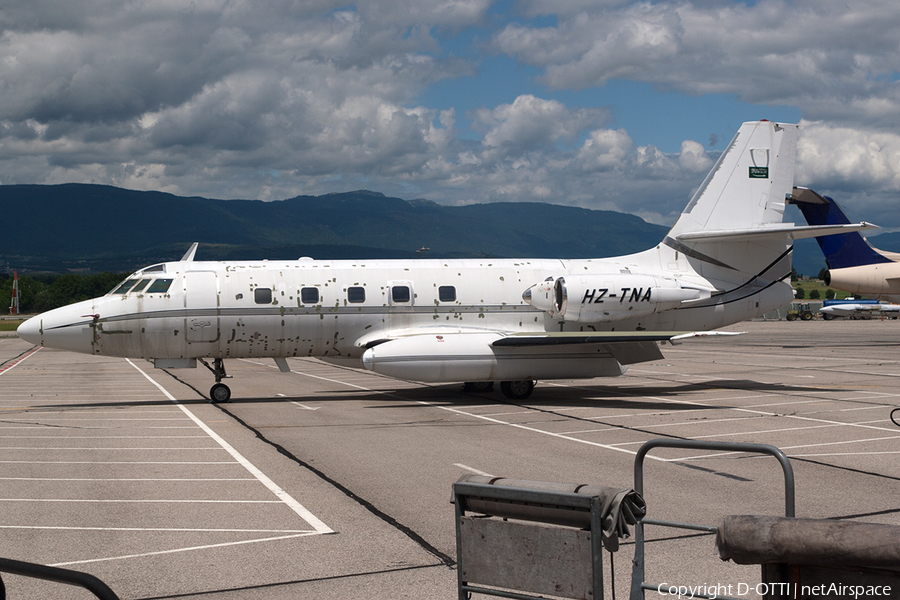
[523,275,702,323]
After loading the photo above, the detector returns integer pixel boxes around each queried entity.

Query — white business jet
[17,121,873,402]
[818,300,900,319]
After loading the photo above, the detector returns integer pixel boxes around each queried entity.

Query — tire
[786,314,797,321]
[802,311,813,321]
[210,383,232,403]
[500,379,535,400]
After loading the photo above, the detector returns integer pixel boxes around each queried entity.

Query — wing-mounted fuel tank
[523,274,703,322]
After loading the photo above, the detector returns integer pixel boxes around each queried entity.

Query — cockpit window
[112,279,139,294]
[143,264,166,273]
[130,279,151,293]
[146,279,174,294]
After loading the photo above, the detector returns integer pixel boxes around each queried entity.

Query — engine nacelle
[523,274,702,323]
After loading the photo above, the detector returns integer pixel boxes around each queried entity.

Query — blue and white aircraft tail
[17,121,874,401]
[789,187,899,301]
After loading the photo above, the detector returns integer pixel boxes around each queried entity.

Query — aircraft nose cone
[16,299,98,353]
[16,315,42,345]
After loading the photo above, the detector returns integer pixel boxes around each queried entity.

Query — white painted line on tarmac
[0,446,223,450]
[454,464,494,477]
[742,399,824,409]
[0,435,209,439]
[0,477,255,482]
[128,358,333,535]
[0,346,41,376]
[0,460,236,464]
[663,434,900,462]
[786,451,900,457]
[244,359,674,460]
[777,434,900,451]
[50,532,324,568]
[240,358,371,390]
[0,498,282,504]
[0,525,309,533]
[733,406,900,433]
[557,427,621,435]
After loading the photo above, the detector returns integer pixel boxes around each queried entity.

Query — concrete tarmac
[0,319,899,599]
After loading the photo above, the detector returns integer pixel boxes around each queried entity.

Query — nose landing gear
[200,358,231,403]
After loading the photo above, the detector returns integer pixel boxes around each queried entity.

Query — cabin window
[146,279,174,294]
[301,287,319,304]
[438,286,456,302]
[130,279,151,293]
[391,285,411,303]
[254,288,273,304]
[112,280,138,294]
[348,286,366,303]
[143,264,165,273]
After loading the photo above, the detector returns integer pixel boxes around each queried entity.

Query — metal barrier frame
[0,557,120,600]
[454,481,605,600]
[629,439,795,600]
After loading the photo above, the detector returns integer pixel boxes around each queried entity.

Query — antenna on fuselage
[180,242,199,262]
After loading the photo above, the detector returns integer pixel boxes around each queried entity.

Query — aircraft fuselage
[24,251,791,368]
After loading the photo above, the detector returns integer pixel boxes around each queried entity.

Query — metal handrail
[630,439,795,600]
[0,557,120,600]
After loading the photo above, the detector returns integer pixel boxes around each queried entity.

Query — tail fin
[788,187,891,269]
[667,120,798,239]
[659,121,798,293]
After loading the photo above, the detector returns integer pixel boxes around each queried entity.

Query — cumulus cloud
[0,0,898,231]
[794,120,900,226]
[492,0,900,130]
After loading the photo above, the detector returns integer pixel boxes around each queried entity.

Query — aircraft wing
[491,330,742,366]
[491,330,742,347]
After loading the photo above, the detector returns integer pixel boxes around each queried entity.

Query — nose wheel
[210,382,232,403]
[200,358,232,403]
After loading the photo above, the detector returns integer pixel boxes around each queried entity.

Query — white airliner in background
[818,300,900,320]
[17,121,872,402]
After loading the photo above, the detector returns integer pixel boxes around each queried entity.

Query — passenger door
[184,271,220,343]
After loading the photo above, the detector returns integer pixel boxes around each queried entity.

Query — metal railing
[629,439,795,600]
[0,557,120,600]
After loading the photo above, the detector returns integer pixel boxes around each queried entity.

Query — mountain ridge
[1,183,668,272]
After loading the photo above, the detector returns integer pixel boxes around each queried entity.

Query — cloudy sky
[1,0,899,229]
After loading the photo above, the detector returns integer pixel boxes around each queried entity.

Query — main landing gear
[200,358,231,403]
[464,379,535,400]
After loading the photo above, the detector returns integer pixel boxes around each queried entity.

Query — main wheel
[500,379,535,400]
[210,383,232,403]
